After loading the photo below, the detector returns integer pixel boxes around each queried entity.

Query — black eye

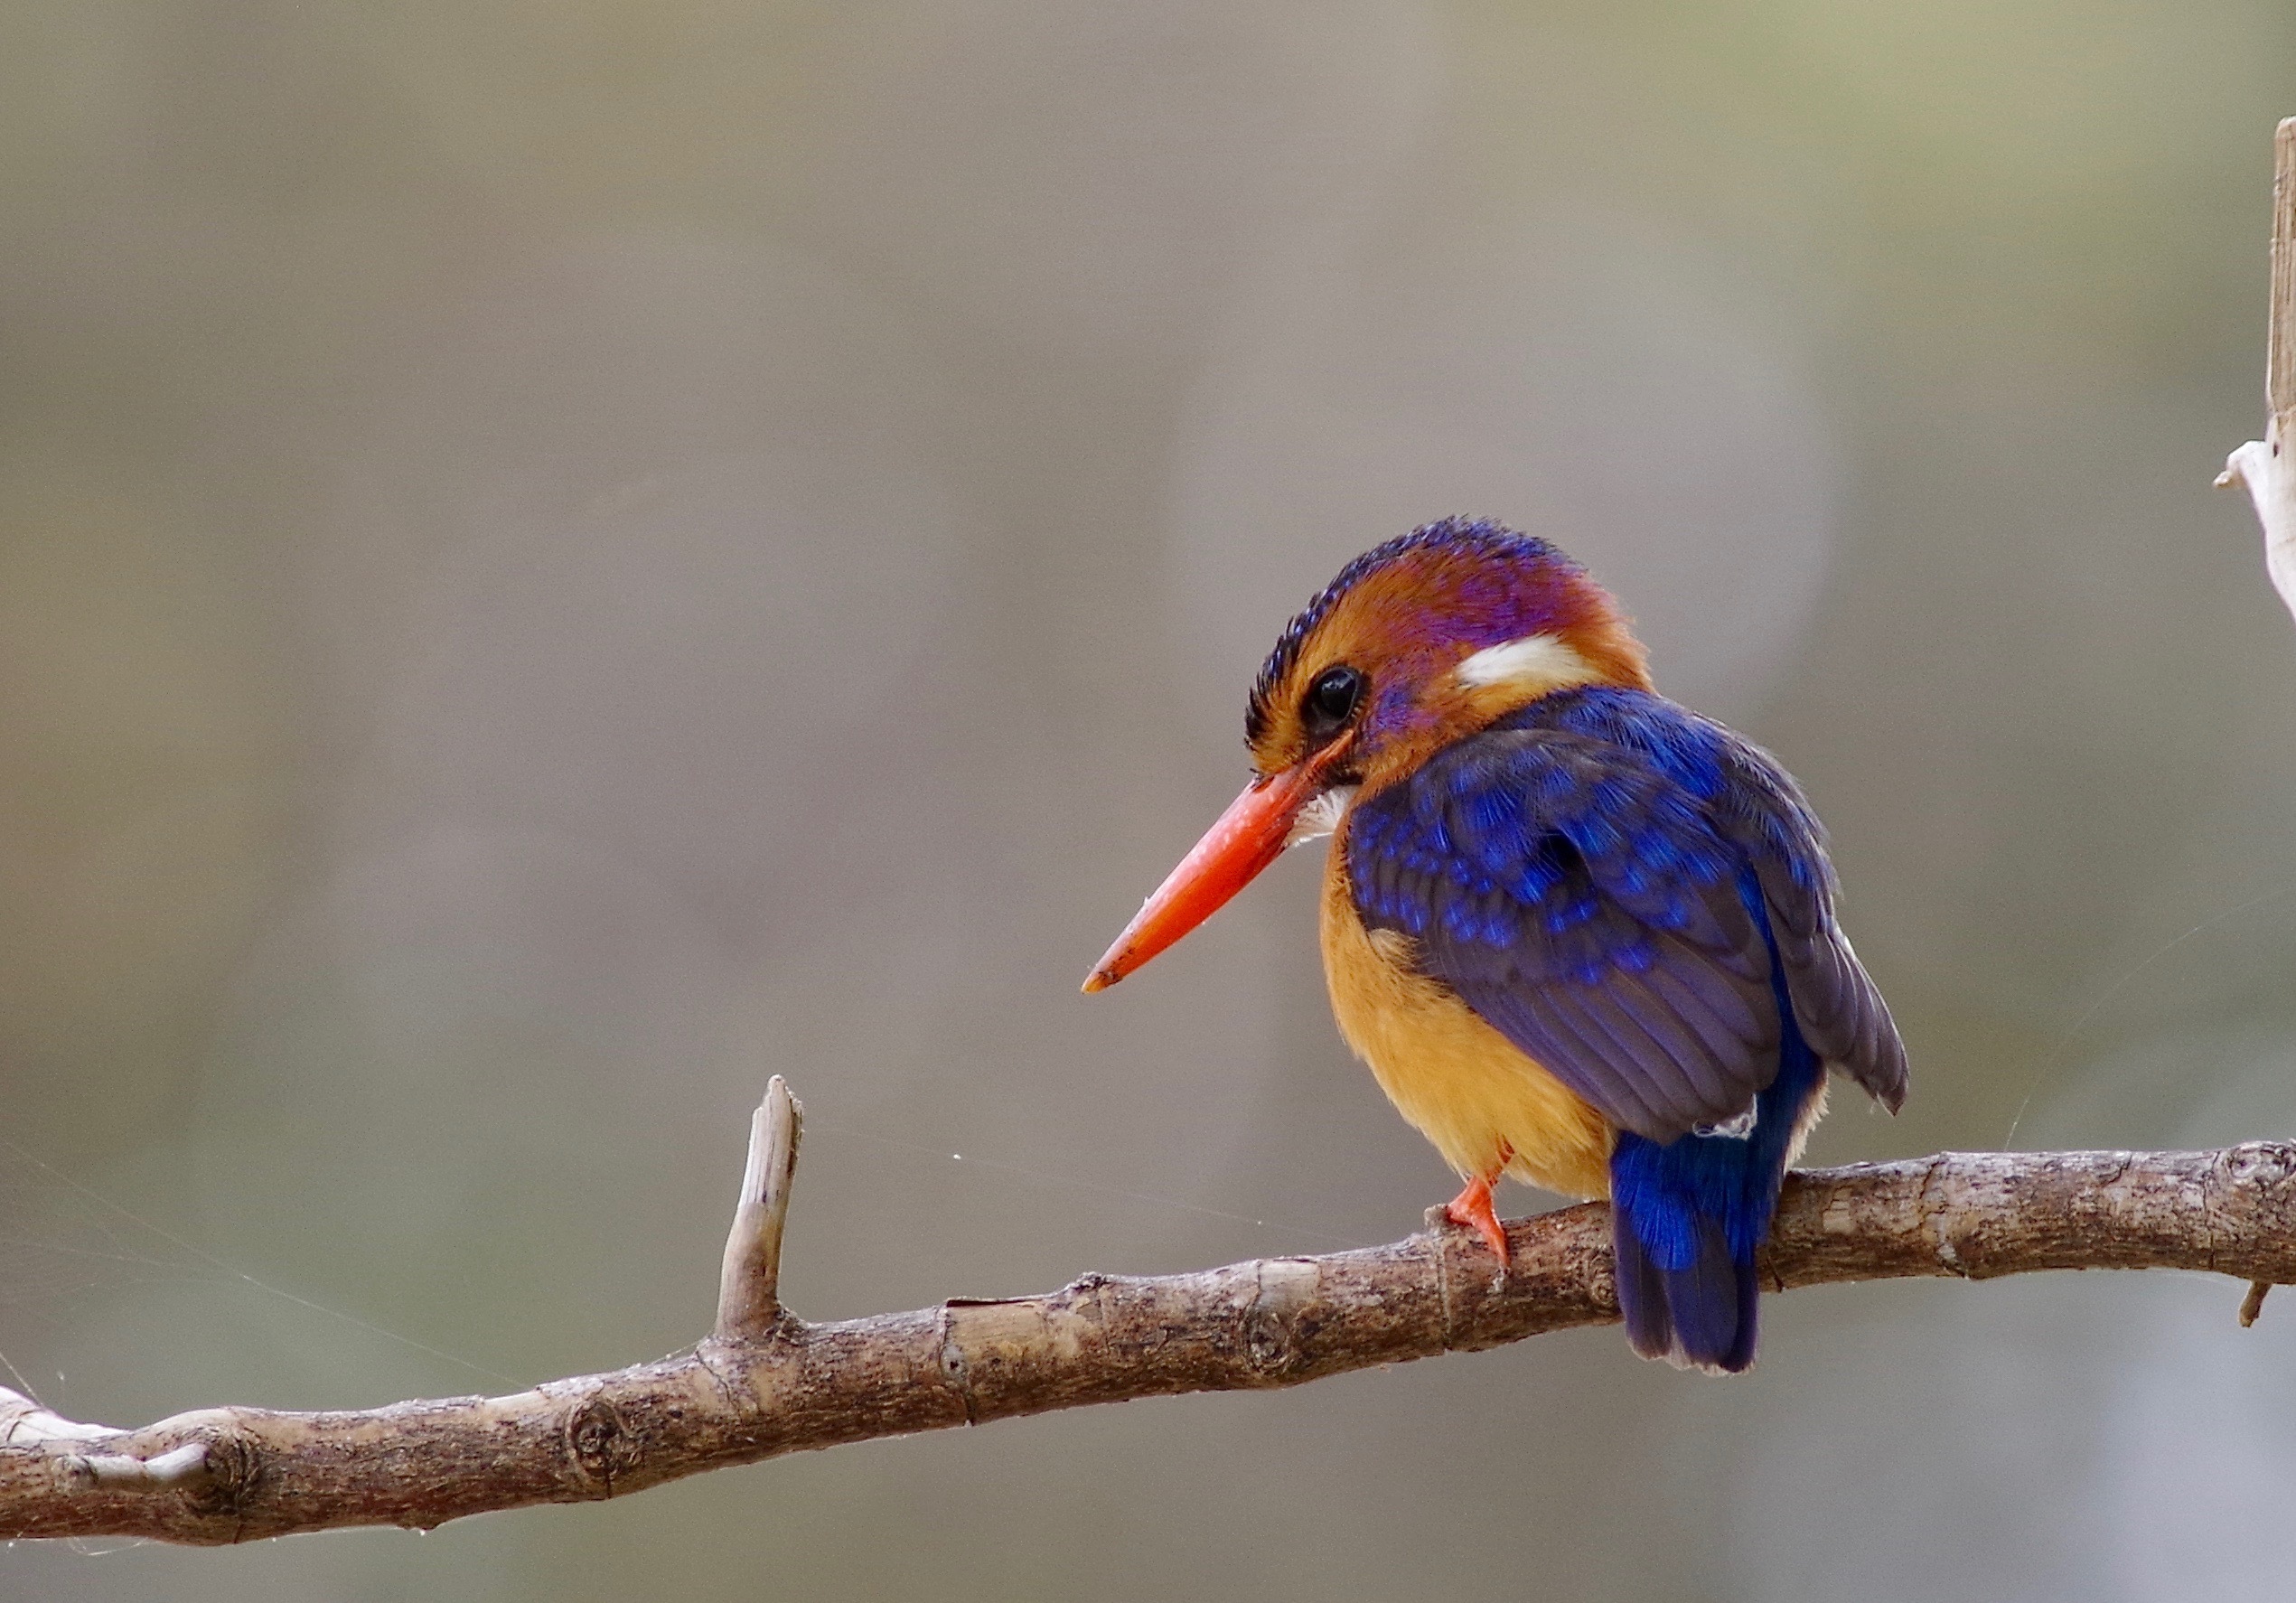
[1302,665,1364,736]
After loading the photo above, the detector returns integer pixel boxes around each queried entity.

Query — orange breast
[1319,845,1614,1200]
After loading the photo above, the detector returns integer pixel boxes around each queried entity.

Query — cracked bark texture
[3,1143,2292,1545]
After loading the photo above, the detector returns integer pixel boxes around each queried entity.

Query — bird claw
[1442,1175,1512,1267]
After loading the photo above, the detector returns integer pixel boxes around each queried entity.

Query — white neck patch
[1454,633,1598,694]
[1286,784,1359,848]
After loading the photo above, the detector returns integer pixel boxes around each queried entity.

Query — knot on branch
[2217,1140,2296,1190]
[193,1430,258,1518]
[567,1396,644,1492]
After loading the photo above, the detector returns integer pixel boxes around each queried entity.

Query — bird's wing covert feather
[1345,688,1906,1143]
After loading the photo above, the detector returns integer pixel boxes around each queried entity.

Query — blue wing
[1345,687,1906,1144]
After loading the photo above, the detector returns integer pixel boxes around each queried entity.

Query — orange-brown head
[1084,518,1650,991]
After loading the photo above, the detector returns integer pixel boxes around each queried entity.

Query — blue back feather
[1346,686,1906,1371]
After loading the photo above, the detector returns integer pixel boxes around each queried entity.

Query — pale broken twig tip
[713,1074,804,1344]
[2240,1280,2272,1327]
[62,1442,214,1491]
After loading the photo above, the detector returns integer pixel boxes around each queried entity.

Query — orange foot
[1442,1144,1513,1266]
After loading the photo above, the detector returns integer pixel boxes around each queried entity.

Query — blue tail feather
[1607,871,1821,1373]
[1609,1052,1814,1372]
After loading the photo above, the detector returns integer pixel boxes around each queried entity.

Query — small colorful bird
[1084,519,1906,1372]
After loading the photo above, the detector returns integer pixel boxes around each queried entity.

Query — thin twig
[2239,1280,2272,1327]
[2217,117,2296,621]
[2272,118,2296,430]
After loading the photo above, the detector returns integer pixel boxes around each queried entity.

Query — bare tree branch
[0,1077,2291,1545]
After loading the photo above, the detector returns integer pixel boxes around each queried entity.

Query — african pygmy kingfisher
[1084,519,1906,1373]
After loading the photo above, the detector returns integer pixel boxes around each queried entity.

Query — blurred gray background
[4,1,2295,1598]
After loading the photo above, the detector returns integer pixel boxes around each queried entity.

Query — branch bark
[1,1077,2291,1545]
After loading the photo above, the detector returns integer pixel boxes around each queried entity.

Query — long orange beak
[1082,760,1326,993]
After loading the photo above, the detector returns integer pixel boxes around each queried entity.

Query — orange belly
[1320,850,1614,1200]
